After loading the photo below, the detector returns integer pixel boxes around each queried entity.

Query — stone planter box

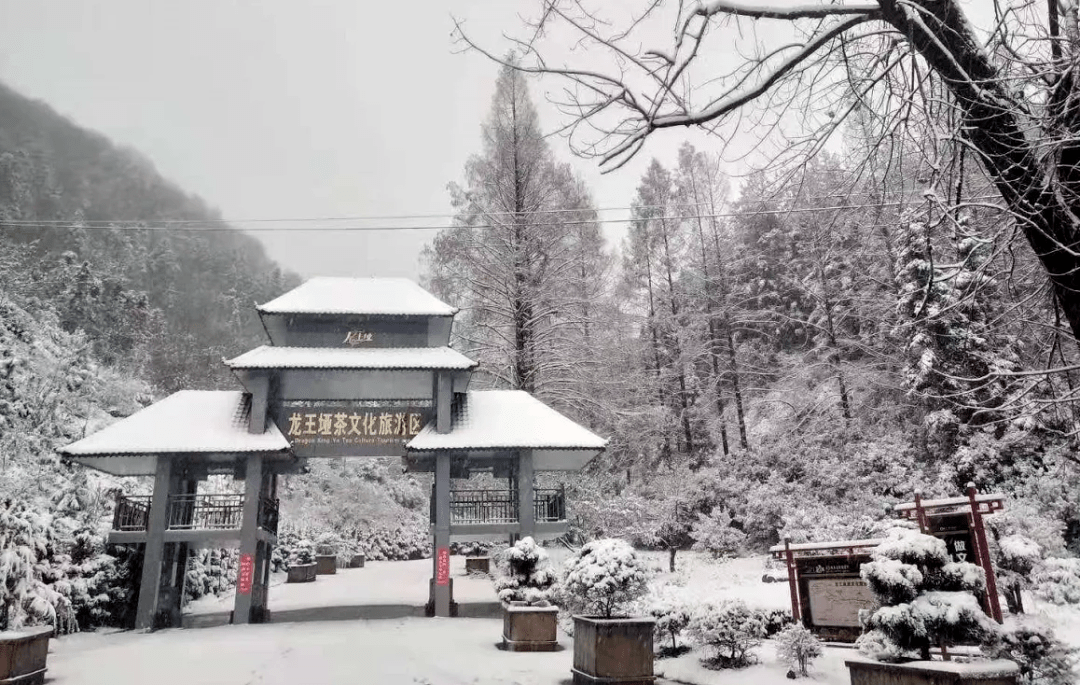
[572,616,655,685]
[465,557,490,575]
[349,554,365,569]
[502,604,559,652]
[846,658,1019,685]
[286,562,317,583]
[315,554,337,575]
[0,626,53,685]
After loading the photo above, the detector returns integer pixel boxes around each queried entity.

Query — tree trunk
[818,264,852,421]
[658,217,695,455]
[723,317,749,449]
[880,0,1080,343]
[669,546,677,572]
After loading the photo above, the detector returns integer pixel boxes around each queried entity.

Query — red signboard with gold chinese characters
[237,553,254,595]
[273,399,433,457]
[436,547,450,586]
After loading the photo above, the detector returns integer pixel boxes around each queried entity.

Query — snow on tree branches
[858,527,998,661]
[560,538,653,619]
[493,536,557,606]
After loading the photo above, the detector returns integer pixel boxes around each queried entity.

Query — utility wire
[0,188,991,227]
[0,196,1003,233]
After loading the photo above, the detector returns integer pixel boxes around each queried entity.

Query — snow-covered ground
[185,555,500,617]
[44,552,1080,685]
[50,618,575,685]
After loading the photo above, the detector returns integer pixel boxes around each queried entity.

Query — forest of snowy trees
[1,49,1080,638]
[424,64,1080,572]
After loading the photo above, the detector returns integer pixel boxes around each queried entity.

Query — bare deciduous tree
[455,0,1080,343]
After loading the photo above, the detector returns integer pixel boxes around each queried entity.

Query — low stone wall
[846,658,1019,685]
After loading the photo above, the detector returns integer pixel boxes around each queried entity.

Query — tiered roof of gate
[60,277,605,471]
[226,345,478,370]
[256,276,458,316]
[408,390,606,453]
[60,390,292,475]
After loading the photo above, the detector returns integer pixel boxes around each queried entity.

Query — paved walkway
[50,618,591,685]
[183,556,501,627]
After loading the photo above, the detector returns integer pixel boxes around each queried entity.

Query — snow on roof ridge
[256,276,458,316]
[767,538,883,553]
[59,390,290,456]
[406,389,607,451]
[224,345,478,370]
[893,493,1004,510]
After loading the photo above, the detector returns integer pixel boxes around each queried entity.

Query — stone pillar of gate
[232,453,263,625]
[517,450,535,540]
[250,470,275,622]
[158,473,197,628]
[430,371,454,617]
[135,455,173,630]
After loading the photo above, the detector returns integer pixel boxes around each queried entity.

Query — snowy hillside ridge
[0,294,154,633]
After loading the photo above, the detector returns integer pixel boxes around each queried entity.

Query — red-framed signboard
[237,553,255,596]
[436,547,450,586]
[771,485,1006,642]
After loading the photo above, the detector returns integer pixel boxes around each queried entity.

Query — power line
[0,196,1003,233]
[0,188,985,227]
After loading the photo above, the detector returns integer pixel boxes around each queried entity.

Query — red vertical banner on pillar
[436,547,450,586]
[238,553,254,595]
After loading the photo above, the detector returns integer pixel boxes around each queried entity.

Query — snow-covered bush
[687,600,766,669]
[775,623,824,677]
[647,593,692,657]
[986,506,1059,616]
[983,619,1077,685]
[288,540,316,566]
[1030,557,1080,606]
[315,531,341,556]
[493,536,557,605]
[689,509,745,559]
[183,548,239,603]
[996,534,1043,613]
[46,529,138,628]
[561,538,652,618]
[452,540,497,557]
[0,500,77,633]
[859,528,998,661]
[352,520,429,561]
[757,607,794,637]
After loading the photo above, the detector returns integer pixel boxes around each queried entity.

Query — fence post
[967,483,1003,623]
[784,535,801,623]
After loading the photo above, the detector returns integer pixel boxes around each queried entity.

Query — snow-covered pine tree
[423,61,607,418]
[894,213,1022,462]
[493,536,557,606]
[859,527,998,661]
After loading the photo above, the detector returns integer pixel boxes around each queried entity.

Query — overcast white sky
[0,0,736,281]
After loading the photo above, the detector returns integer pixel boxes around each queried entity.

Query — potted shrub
[314,533,338,575]
[561,538,655,685]
[849,528,1019,685]
[494,537,559,652]
[464,541,492,576]
[286,540,317,583]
